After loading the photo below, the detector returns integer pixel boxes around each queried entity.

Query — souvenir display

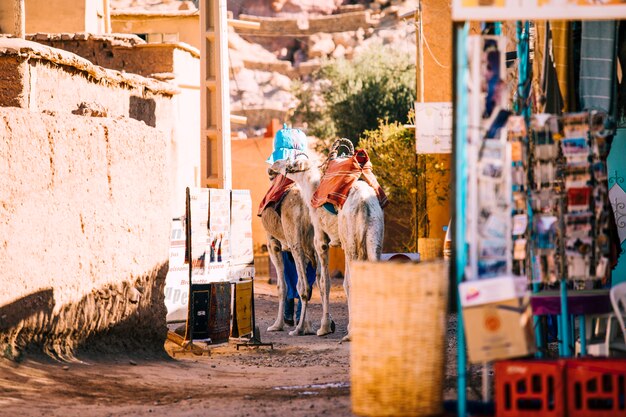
[526,111,614,286]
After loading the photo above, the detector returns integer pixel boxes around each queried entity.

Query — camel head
[270,154,312,178]
[267,166,279,180]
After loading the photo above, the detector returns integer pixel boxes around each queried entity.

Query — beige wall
[0,107,170,358]
[170,47,201,217]
[21,0,103,34]
[422,0,453,241]
[20,35,201,219]
[232,136,274,254]
[0,1,12,34]
[0,38,173,357]
[111,14,200,49]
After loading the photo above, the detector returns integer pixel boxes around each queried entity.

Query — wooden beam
[227,18,261,31]
[200,0,232,190]
[103,0,112,34]
[14,0,25,39]
[230,114,247,125]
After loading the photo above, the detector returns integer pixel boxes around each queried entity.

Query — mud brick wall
[26,33,199,80]
[0,38,173,359]
[0,38,176,131]
[0,107,171,359]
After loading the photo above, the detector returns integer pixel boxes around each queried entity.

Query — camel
[271,141,385,341]
[260,168,321,336]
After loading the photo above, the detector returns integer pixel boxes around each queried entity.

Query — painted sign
[452,0,626,21]
[415,102,453,154]
[164,219,189,322]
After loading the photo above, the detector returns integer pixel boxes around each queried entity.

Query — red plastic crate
[495,360,566,417]
[565,358,626,417]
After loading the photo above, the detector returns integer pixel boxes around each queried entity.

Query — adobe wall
[236,10,377,36]
[22,34,201,218]
[0,38,176,132]
[111,12,200,50]
[0,108,171,359]
[0,38,173,359]
[26,33,200,79]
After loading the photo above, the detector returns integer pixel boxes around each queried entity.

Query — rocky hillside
[112,0,418,137]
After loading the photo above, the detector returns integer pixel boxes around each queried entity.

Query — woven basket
[418,237,443,261]
[350,260,449,417]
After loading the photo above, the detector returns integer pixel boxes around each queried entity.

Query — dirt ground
[0,279,353,417]
[0,277,479,417]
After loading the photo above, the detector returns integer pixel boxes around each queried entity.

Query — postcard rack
[527,111,614,287]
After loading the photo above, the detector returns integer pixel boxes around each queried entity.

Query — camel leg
[290,249,314,336]
[267,238,287,332]
[342,255,352,342]
[315,235,333,336]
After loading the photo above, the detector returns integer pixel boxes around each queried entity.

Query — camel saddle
[311,149,388,212]
[257,174,295,216]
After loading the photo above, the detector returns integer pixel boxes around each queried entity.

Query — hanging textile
[543,22,565,114]
[580,21,618,113]
[551,21,571,112]
[532,21,547,113]
[517,21,531,122]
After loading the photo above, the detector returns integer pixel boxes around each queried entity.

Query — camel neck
[293,168,320,206]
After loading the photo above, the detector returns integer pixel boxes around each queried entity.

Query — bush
[359,116,449,251]
[292,44,416,150]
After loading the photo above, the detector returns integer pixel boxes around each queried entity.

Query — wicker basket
[418,237,443,261]
[350,260,449,417]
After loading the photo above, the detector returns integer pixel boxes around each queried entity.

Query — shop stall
[450,3,626,416]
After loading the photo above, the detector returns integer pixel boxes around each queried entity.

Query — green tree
[292,44,416,150]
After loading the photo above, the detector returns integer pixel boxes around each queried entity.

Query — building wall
[111,13,200,49]
[170,47,201,217]
[0,108,170,358]
[422,0,453,241]
[22,0,102,34]
[0,40,173,356]
[0,1,13,34]
[22,35,201,219]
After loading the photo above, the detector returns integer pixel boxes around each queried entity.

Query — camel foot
[340,333,351,343]
[267,322,284,332]
[316,320,336,337]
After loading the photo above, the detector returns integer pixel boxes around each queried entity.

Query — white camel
[272,144,384,341]
[260,168,321,336]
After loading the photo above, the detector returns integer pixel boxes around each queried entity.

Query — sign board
[452,0,626,21]
[230,189,254,266]
[209,188,231,263]
[189,188,209,281]
[415,102,453,154]
[164,219,189,322]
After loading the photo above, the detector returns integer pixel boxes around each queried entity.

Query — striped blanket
[257,174,295,216]
[311,149,388,210]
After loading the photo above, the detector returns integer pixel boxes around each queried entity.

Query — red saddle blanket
[311,149,388,210]
[257,174,295,216]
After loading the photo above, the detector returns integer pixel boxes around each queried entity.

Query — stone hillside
[112,0,418,136]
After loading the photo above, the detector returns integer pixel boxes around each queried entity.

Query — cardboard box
[459,275,535,363]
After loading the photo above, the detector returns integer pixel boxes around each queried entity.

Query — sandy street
[0,279,353,417]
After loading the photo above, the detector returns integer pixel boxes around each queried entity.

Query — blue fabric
[579,21,617,112]
[281,251,316,300]
[608,128,626,286]
[266,124,308,164]
[322,202,338,215]
[284,296,301,322]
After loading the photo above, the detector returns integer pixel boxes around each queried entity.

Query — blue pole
[557,316,563,356]
[454,22,469,417]
[579,315,587,356]
[560,279,571,357]
[516,22,544,358]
